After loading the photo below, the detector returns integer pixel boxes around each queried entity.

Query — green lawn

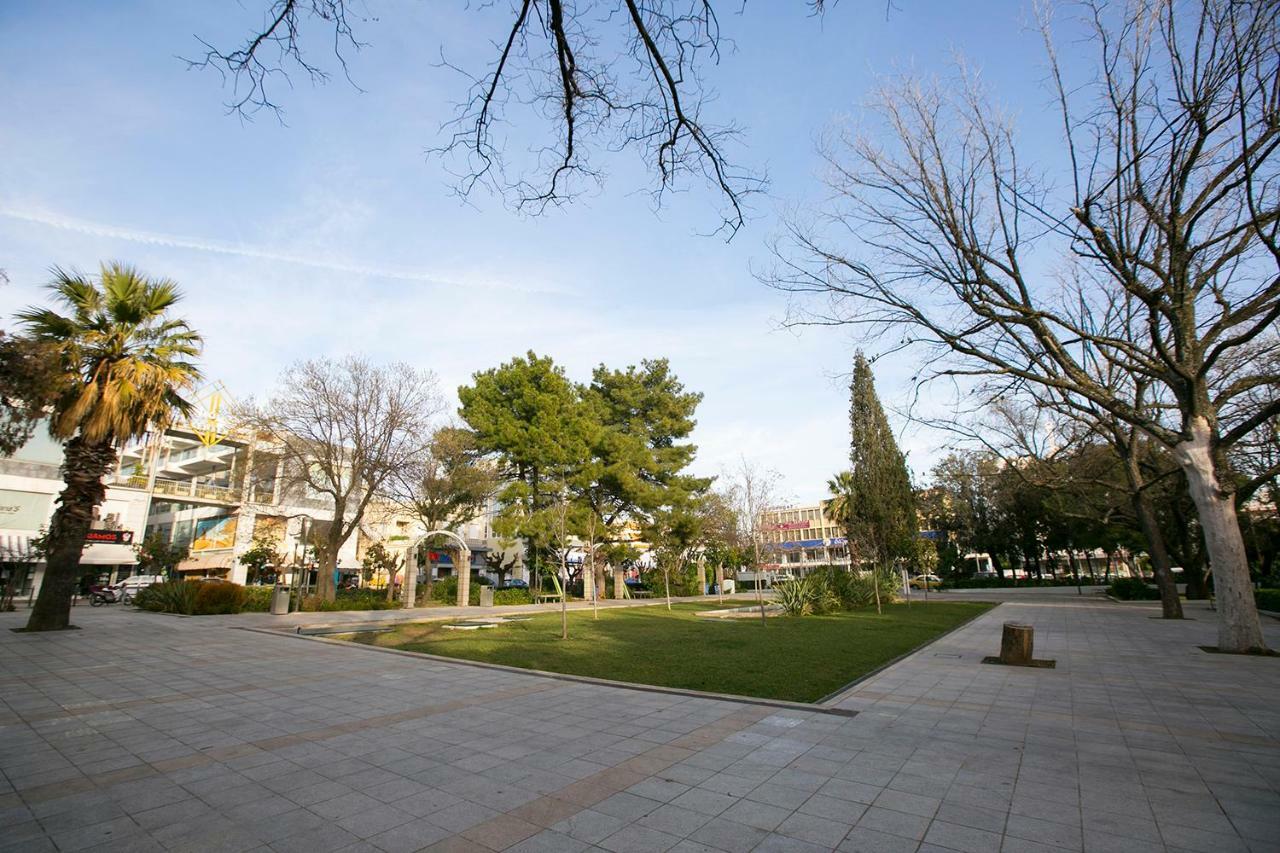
[345,601,993,702]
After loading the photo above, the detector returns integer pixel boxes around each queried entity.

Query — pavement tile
[838,825,921,852]
[551,808,627,843]
[923,819,1002,853]
[671,787,740,817]
[856,806,930,842]
[688,816,770,852]
[599,823,683,853]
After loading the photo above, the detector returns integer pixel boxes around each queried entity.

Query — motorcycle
[88,584,130,606]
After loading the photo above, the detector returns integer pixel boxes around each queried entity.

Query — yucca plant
[775,578,812,616]
[20,264,201,631]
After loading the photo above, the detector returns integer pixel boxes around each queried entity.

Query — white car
[116,575,166,595]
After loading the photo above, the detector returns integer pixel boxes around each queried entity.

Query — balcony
[152,478,241,506]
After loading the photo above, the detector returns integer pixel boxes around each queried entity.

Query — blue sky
[0,1,1074,502]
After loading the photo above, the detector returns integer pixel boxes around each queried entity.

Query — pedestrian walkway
[1,596,1276,852]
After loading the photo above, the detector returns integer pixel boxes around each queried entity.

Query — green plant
[241,585,273,612]
[239,538,283,585]
[135,533,190,580]
[1107,577,1161,600]
[301,587,402,611]
[775,574,841,617]
[194,582,246,614]
[134,580,201,615]
[1253,589,1280,612]
[775,578,812,616]
[494,588,533,605]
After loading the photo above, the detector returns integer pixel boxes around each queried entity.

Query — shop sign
[86,529,134,545]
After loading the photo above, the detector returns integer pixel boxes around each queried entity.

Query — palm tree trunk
[26,437,116,631]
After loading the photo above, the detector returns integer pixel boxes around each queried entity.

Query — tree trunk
[1174,418,1266,652]
[316,547,338,602]
[560,560,568,640]
[715,562,725,603]
[593,560,607,603]
[613,566,626,599]
[26,437,116,631]
[1132,490,1183,619]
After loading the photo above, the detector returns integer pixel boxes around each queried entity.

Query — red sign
[85,529,134,545]
[771,520,810,531]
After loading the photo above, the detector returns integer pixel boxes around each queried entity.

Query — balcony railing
[152,478,240,504]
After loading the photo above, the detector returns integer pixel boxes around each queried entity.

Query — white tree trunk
[1174,418,1266,652]
[402,547,417,608]
[456,548,471,608]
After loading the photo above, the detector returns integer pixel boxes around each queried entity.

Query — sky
[0,1,1075,504]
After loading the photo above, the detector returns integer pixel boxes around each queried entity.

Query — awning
[177,552,233,574]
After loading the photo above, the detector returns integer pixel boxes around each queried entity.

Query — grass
[344,601,994,702]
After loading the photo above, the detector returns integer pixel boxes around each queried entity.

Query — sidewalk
[1,594,1276,852]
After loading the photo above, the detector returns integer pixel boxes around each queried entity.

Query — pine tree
[845,352,917,609]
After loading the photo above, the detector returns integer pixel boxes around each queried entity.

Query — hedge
[1255,589,1280,612]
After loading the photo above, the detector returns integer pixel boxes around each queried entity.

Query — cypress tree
[845,352,917,580]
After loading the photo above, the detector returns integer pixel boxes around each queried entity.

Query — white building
[0,431,150,601]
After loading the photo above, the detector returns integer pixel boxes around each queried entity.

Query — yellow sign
[186,383,234,447]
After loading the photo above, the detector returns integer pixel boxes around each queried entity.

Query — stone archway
[402,529,471,608]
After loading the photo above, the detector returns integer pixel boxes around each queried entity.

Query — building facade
[760,502,850,573]
[2,425,521,599]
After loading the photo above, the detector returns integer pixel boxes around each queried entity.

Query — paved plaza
[1,595,1277,853]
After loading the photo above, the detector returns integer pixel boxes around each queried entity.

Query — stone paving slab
[1,596,1277,852]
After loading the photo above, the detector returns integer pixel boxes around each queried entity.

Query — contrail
[0,208,564,296]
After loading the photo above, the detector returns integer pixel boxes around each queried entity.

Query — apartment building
[0,431,150,599]
[2,424,521,597]
[760,502,850,572]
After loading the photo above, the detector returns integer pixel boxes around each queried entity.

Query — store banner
[0,490,53,531]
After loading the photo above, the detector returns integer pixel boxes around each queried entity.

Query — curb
[234,624,861,718]
[815,601,1001,706]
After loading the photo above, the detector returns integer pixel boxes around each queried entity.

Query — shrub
[493,588,532,606]
[300,588,402,611]
[837,569,900,608]
[194,582,246,614]
[241,585,274,612]
[775,578,812,616]
[1254,589,1280,612]
[1107,577,1161,600]
[768,573,839,614]
[134,580,201,615]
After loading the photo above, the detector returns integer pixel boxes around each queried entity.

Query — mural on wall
[253,514,287,546]
[192,515,238,551]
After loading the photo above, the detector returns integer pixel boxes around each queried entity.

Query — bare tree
[724,455,781,625]
[387,425,498,599]
[770,0,1279,652]
[243,357,442,602]
[184,1,818,235]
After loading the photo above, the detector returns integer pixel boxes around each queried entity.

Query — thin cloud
[0,208,565,296]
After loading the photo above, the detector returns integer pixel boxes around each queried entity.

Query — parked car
[909,574,944,590]
[116,574,166,594]
[499,579,528,589]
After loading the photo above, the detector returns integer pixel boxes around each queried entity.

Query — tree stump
[1000,623,1034,665]
[983,621,1055,667]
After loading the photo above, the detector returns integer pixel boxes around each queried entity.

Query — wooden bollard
[1000,622,1034,665]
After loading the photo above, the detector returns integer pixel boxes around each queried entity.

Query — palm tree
[825,471,855,530]
[19,264,201,631]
